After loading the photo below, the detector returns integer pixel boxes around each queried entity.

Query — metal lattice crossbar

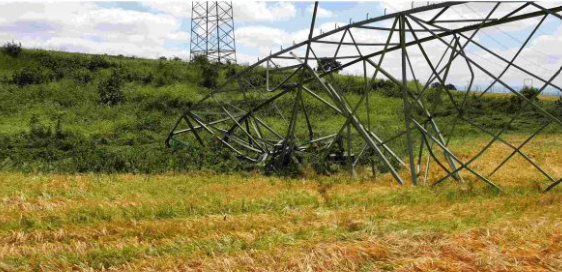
[171,2,562,191]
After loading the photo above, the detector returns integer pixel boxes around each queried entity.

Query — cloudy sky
[0,1,560,92]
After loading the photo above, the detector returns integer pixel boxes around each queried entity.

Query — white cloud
[142,1,297,22]
[236,26,292,56]
[235,2,296,22]
[141,1,190,18]
[0,2,190,59]
[307,4,332,18]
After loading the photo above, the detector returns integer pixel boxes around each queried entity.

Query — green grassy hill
[0,45,560,174]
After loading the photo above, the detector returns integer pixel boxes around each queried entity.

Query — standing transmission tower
[190,1,236,63]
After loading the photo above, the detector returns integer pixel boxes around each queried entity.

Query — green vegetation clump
[192,55,219,89]
[316,57,342,72]
[88,55,113,70]
[72,68,93,85]
[520,86,541,101]
[508,86,541,112]
[12,66,56,86]
[373,79,402,98]
[2,40,22,57]
[98,70,125,106]
[431,82,456,91]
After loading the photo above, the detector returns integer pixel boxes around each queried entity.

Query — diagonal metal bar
[488,122,552,177]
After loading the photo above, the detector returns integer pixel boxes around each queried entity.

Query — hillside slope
[0,46,560,173]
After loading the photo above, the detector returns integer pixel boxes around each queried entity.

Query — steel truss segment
[170,2,562,191]
[407,11,562,187]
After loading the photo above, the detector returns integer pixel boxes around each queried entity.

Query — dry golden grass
[0,134,560,271]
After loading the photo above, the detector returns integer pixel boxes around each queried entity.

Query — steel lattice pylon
[171,2,562,191]
[190,1,236,63]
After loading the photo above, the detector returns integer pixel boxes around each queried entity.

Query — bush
[98,70,125,106]
[2,40,22,57]
[337,76,364,94]
[373,79,402,98]
[190,55,219,88]
[316,58,341,73]
[89,55,112,71]
[520,86,540,101]
[430,82,456,91]
[72,68,92,84]
[141,73,153,85]
[12,66,56,87]
[226,66,237,78]
[150,61,184,87]
[246,69,266,87]
[191,55,210,66]
[36,53,63,70]
[426,88,443,104]
[509,86,540,112]
[201,63,219,89]
[29,114,52,140]
[136,114,162,131]
[372,79,395,91]
[201,65,219,89]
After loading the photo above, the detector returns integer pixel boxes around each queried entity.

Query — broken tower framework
[173,2,562,192]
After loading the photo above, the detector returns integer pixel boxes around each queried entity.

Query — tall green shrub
[191,55,219,89]
[72,68,92,84]
[89,55,112,71]
[508,86,541,113]
[2,40,22,57]
[12,67,55,87]
[98,70,125,106]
